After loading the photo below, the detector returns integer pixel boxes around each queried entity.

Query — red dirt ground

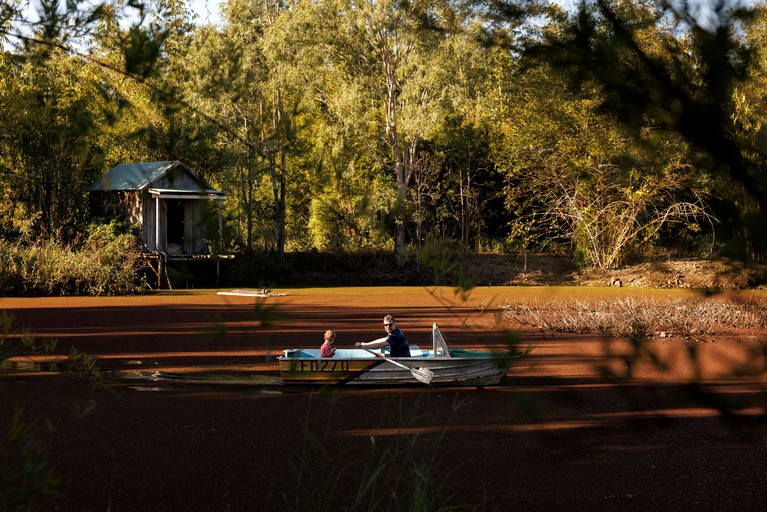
[1,288,766,511]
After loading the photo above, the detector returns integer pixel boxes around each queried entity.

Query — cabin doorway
[167,199,185,253]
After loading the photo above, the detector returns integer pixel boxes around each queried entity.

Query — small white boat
[279,323,517,386]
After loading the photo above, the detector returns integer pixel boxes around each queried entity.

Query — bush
[0,221,148,296]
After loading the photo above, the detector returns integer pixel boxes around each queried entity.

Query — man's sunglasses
[383,323,393,327]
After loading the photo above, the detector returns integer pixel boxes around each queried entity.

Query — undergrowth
[0,220,148,296]
[1,310,102,510]
[279,392,479,512]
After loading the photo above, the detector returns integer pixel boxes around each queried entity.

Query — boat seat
[282,349,319,359]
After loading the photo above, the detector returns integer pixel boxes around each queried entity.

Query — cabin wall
[184,200,208,254]
[142,195,210,255]
[89,191,142,225]
[152,168,207,192]
[141,192,158,252]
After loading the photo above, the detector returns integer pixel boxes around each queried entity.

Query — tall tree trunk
[276,139,286,258]
[259,95,287,259]
[272,90,286,260]
[394,145,407,270]
[388,94,417,270]
[267,151,282,257]
[240,166,254,252]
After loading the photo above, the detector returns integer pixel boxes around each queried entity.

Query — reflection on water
[113,370,283,389]
[0,359,58,372]
[2,358,284,390]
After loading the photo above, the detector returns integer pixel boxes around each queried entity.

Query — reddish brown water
[1,288,765,511]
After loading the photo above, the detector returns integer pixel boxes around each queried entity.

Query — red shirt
[321,343,335,358]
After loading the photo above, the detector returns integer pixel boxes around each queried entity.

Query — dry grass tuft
[502,296,767,339]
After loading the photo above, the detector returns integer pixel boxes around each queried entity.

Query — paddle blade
[412,367,434,385]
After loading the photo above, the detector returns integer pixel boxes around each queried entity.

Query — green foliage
[281,395,467,512]
[307,187,393,252]
[65,345,101,378]
[1,310,102,511]
[1,307,100,378]
[495,18,717,268]
[521,0,764,261]
[417,236,459,285]
[0,407,60,512]
[4,0,767,272]
[252,296,282,329]
[0,49,106,238]
[0,311,58,371]
[0,221,148,296]
[277,0,480,267]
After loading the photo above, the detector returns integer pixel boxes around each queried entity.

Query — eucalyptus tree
[493,3,716,269]
[258,0,306,257]
[181,0,311,256]
[0,35,108,238]
[727,3,767,259]
[281,0,460,268]
[179,20,260,250]
[268,3,393,253]
[84,5,169,166]
[515,0,761,261]
[420,10,514,254]
[0,0,195,239]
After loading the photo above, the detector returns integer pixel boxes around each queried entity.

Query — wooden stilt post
[165,260,173,291]
[217,200,223,288]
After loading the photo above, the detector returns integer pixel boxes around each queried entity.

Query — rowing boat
[278,323,517,386]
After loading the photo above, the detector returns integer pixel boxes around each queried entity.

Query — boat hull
[278,353,509,386]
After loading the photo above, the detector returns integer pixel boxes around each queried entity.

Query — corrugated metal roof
[88,161,219,193]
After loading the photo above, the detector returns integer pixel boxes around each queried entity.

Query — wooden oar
[362,348,434,385]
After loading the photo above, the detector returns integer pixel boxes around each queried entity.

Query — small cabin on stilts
[88,161,231,288]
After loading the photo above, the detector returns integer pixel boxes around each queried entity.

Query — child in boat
[321,330,336,358]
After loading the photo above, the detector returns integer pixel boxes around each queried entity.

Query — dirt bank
[459,254,767,289]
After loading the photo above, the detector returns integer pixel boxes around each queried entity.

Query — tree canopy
[2,0,766,270]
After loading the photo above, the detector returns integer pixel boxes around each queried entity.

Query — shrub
[0,221,148,296]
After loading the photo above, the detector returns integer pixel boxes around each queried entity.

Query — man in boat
[354,315,411,357]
